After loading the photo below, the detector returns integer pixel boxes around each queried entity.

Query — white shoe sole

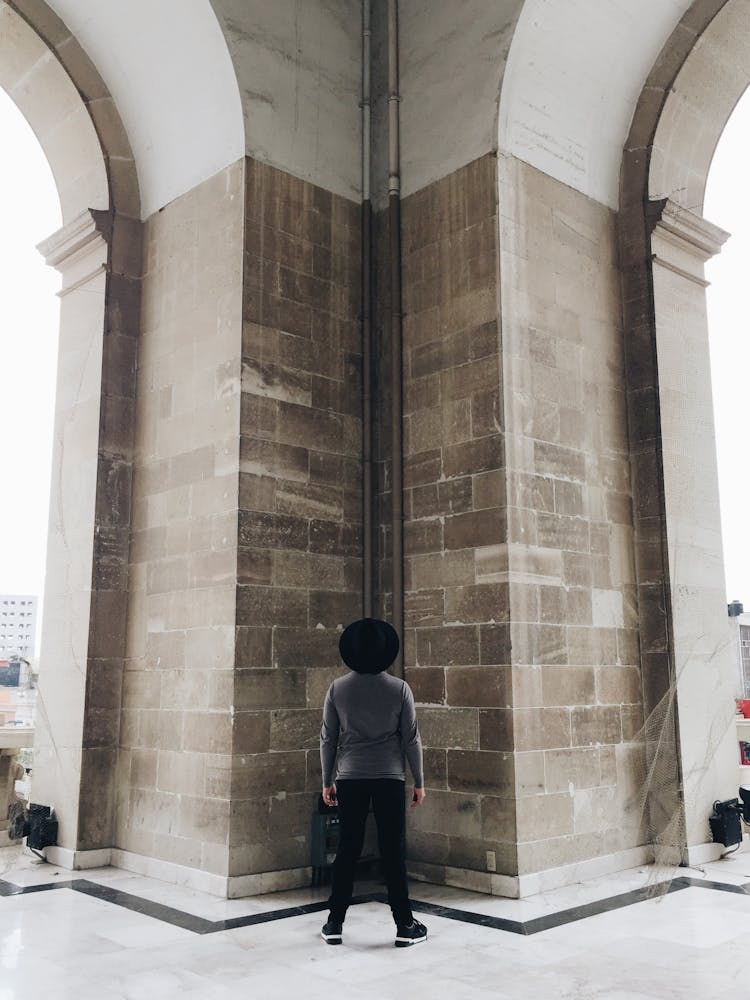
[395,935,427,947]
[321,932,342,944]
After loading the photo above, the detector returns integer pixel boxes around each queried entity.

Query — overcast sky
[704,86,750,606]
[0,82,749,630]
[0,88,60,608]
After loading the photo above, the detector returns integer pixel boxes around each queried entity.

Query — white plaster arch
[46,0,245,219]
[499,0,692,208]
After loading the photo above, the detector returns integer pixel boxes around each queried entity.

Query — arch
[41,0,244,220]
[0,0,143,863]
[498,0,696,209]
[619,0,743,863]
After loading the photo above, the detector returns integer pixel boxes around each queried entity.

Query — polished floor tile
[1,846,750,999]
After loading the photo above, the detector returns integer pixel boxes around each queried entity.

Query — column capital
[37,209,112,295]
[649,198,729,286]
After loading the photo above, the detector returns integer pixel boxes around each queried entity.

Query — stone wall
[398,154,516,886]
[499,155,646,883]
[117,163,244,875]
[231,157,361,881]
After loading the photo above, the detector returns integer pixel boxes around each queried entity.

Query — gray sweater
[320,671,424,788]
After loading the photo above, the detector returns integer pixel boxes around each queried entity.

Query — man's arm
[320,683,339,803]
[400,682,424,806]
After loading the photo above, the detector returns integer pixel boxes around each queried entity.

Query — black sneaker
[321,919,343,944]
[395,918,427,947]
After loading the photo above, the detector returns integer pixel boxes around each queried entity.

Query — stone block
[416,626,479,666]
[309,590,361,629]
[473,469,505,511]
[238,510,309,552]
[444,507,506,551]
[445,665,510,707]
[234,669,307,710]
[240,437,309,483]
[536,513,590,553]
[513,621,567,665]
[443,436,503,480]
[130,748,157,789]
[445,584,509,624]
[474,544,509,584]
[480,795,516,842]
[232,712,271,754]
[411,788,481,839]
[404,589,445,629]
[235,627,273,669]
[467,386,499,439]
[156,750,207,796]
[405,519,444,555]
[571,706,622,747]
[515,751,546,796]
[422,748,447,789]
[533,441,586,481]
[596,666,643,705]
[178,794,230,846]
[478,709,514,751]
[541,666,596,707]
[566,626,618,666]
[269,708,321,751]
[621,704,645,742]
[236,586,308,629]
[272,628,339,670]
[138,709,184,752]
[514,707,571,752]
[404,448,442,487]
[544,747,606,794]
[408,667,446,705]
[231,751,307,796]
[418,707,479,750]
[447,750,514,795]
[411,550,475,591]
[182,712,233,754]
[517,792,574,838]
[480,623,511,665]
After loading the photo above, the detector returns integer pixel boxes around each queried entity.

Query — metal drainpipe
[362,0,374,618]
[387,0,404,676]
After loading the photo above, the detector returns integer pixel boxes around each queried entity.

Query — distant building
[728,606,750,697]
[0,595,37,661]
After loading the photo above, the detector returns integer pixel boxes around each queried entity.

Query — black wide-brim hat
[339,618,399,674]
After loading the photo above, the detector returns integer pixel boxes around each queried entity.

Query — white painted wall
[499,0,691,208]
[47,0,244,219]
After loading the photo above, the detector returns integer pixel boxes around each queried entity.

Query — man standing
[319,618,427,947]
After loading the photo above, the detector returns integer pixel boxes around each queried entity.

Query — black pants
[328,779,412,926]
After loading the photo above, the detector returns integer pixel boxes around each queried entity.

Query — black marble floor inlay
[1,871,748,937]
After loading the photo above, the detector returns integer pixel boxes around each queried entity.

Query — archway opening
[705,84,750,695]
[0,84,61,812]
[705,85,750,608]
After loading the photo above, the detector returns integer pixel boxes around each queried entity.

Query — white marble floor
[1,848,749,999]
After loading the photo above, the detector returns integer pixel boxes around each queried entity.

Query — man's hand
[322,784,338,807]
[410,786,425,808]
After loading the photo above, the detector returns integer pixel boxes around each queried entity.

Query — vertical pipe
[387,0,404,676]
[361,0,373,618]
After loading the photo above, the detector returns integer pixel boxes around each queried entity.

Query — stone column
[649,199,737,861]
[33,209,139,866]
